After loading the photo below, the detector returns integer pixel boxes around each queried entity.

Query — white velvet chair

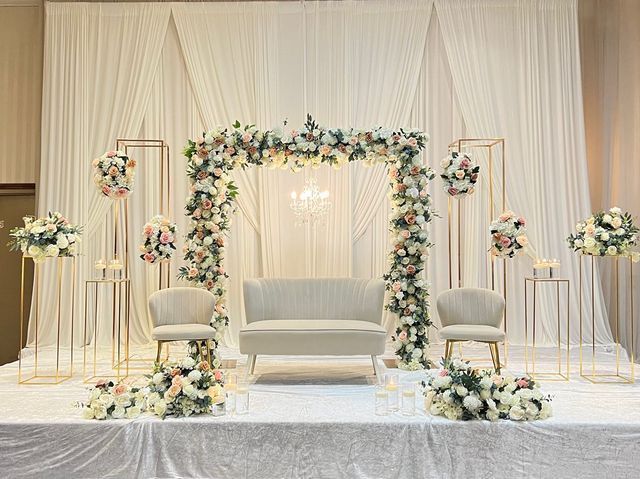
[148,287,217,365]
[436,288,505,372]
[240,278,386,380]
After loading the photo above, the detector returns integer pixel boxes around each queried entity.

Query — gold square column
[580,255,635,383]
[19,256,76,385]
[524,277,570,380]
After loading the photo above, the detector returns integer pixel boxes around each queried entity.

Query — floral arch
[178,116,434,369]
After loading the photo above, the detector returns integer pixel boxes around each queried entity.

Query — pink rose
[113,384,127,396]
[102,186,112,196]
[143,224,154,237]
[460,158,470,169]
[188,268,198,278]
[193,208,202,219]
[447,187,459,196]
[407,137,418,147]
[202,199,213,210]
[439,369,449,377]
[195,137,205,145]
[518,217,526,226]
[172,375,183,386]
[470,173,479,182]
[213,167,223,177]
[410,166,420,175]
[117,188,128,198]
[404,214,416,225]
[499,212,512,222]
[319,145,332,156]
[170,368,180,377]
[500,237,512,247]
[392,282,402,292]
[389,168,399,179]
[406,265,417,275]
[242,132,252,143]
[204,279,215,290]
[419,189,428,198]
[492,375,504,386]
[108,166,120,177]
[398,330,408,341]
[211,224,220,232]
[96,379,108,387]
[400,230,411,239]
[168,384,181,396]
[225,147,235,155]
[516,378,529,388]
[107,151,116,157]
[198,361,210,372]
[215,303,226,315]
[92,158,100,167]
[159,232,172,245]
[214,370,223,381]
[143,253,155,263]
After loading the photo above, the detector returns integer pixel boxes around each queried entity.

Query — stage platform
[1,344,639,478]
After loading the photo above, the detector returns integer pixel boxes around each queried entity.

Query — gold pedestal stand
[18,256,76,385]
[580,255,635,383]
[524,277,570,381]
[82,277,131,383]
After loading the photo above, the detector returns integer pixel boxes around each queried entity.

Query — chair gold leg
[444,340,451,360]
[155,341,163,364]
[196,340,203,362]
[205,339,212,367]
[494,343,501,374]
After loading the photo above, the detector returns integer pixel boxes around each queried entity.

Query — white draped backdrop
[33,0,617,355]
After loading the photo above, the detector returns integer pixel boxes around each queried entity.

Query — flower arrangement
[489,211,528,258]
[422,357,552,421]
[80,380,147,420]
[179,115,434,369]
[567,207,639,259]
[440,152,479,198]
[146,356,225,419]
[7,212,81,262]
[139,215,177,264]
[92,150,136,199]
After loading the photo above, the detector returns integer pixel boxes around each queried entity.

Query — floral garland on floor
[8,212,81,262]
[567,207,639,259]
[178,115,434,369]
[422,357,552,421]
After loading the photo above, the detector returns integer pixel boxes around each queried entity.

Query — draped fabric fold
[435,0,612,344]
[35,3,171,346]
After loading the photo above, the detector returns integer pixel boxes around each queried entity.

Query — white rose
[92,405,107,420]
[479,377,493,389]
[525,402,539,419]
[181,356,196,369]
[455,384,468,397]
[152,373,165,385]
[432,375,452,389]
[126,406,142,419]
[90,388,101,401]
[610,206,622,215]
[517,388,534,400]
[82,407,95,420]
[463,395,482,412]
[183,384,197,399]
[147,392,161,406]
[99,393,114,408]
[203,236,213,246]
[486,409,500,421]
[603,214,613,224]
[111,406,126,419]
[27,245,42,257]
[599,232,610,241]
[454,169,465,179]
[607,245,618,255]
[45,244,60,257]
[508,405,526,421]
[479,389,491,400]
[440,157,451,168]
[539,402,552,419]
[154,400,167,417]
[187,370,202,382]
[584,237,596,248]
[114,394,131,408]
[56,236,69,249]
[612,217,623,228]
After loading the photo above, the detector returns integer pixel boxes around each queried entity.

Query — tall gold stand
[524,277,570,381]
[580,255,635,383]
[82,278,131,383]
[18,256,76,384]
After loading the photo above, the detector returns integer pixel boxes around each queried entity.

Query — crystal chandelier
[289,178,331,223]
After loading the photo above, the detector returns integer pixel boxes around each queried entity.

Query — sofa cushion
[239,319,386,356]
[439,324,505,342]
[152,323,217,341]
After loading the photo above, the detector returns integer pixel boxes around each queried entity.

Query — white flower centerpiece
[139,215,177,264]
[146,356,225,419]
[567,207,639,260]
[179,115,434,369]
[80,380,147,420]
[489,211,528,258]
[8,212,81,262]
[440,152,479,198]
[93,150,136,199]
[422,357,552,421]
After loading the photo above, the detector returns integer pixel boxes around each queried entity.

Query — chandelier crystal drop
[289,178,331,223]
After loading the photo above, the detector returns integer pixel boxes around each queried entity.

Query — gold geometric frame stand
[579,255,635,384]
[18,256,76,385]
[82,278,131,383]
[524,277,570,381]
[447,138,508,367]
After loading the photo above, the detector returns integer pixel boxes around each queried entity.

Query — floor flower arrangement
[422,357,552,421]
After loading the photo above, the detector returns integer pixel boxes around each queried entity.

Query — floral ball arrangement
[440,151,479,198]
[489,211,528,258]
[8,212,81,262]
[139,215,177,264]
[422,357,552,422]
[146,357,225,419]
[92,150,136,199]
[81,380,147,420]
[567,207,639,259]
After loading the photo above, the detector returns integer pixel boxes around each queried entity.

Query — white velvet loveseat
[239,278,386,380]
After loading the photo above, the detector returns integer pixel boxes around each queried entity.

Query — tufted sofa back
[243,278,385,324]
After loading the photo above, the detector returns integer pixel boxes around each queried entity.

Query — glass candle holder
[401,385,416,416]
[375,386,389,416]
[384,373,399,411]
[236,385,249,415]
[224,373,238,414]
[94,259,107,279]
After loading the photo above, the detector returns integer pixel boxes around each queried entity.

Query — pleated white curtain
[436,0,612,344]
[35,2,171,346]
[34,0,614,353]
